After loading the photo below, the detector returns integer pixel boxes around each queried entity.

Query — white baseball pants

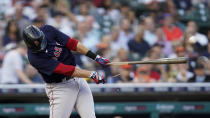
[45,78,96,118]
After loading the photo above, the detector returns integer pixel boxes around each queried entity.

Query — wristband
[86,50,97,60]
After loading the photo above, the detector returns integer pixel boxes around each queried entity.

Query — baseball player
[22,25,110,118]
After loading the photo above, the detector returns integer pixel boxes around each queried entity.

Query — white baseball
[189,36,197,44]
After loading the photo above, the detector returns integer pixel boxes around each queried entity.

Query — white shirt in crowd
[117,30,134,51]
[193,33,208,46]
[144,30,158,46]
[176,71,194,82]
[0,50,24,84]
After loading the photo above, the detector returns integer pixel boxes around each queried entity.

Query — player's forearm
[76,42,89,55]
[16,70,33,84]
[72,67,92,78]
[76,42,98,60]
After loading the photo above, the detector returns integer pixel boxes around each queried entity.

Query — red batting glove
[90,71,105,84]
[95,55,110,67]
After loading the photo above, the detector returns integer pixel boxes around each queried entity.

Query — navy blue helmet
[23,25,47,53]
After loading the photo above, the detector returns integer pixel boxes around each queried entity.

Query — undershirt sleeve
[53,62,75,76]
[65,37,78,51]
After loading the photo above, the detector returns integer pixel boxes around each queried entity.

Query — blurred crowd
[0,0,209,84]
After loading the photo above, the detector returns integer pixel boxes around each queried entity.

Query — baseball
[189,36,197,44]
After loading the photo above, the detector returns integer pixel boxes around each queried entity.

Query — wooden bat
[107,57,188,66]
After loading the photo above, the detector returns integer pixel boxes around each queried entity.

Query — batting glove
[95,55,110,67]
[90,71,105,84]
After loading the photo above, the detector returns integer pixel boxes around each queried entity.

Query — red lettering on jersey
[54,46,62,57]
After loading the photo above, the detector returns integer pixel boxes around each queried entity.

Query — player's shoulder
[40,25,56,32]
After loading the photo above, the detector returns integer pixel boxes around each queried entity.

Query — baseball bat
[107,57,188,66]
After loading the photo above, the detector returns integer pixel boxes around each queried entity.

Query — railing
[0,83,210,93]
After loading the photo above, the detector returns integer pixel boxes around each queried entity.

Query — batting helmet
[23,25,47,53]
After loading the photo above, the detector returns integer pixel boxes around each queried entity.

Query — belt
[46,76,73,83]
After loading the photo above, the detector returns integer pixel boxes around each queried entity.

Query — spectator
[97,35,111,58]
[76,21,88,40]
[165,0,176,14]
[143,16,158,46]
[162,13,183,41]
[117,19,134,50]
[23,0,40,20]
[148,43,164,59]
[13,3,31,34]
[176,64,193,82]
[119,2,131,22]
[2,20,21,47]
[150,64,166,82]
[109,26,121,56]
[128,10,139,30]
[169,45,186,58]
[3,43,17,52]
[103,0,122,25]
[134,65,151,83]
[85,16,101,43]
[117,48,128,62]
[128,27,150,60]
[0,42,33,84]
[167,64,179,82]
[197,56,210,75]
[32,17,45,28]
[37,4,49,24]
[48,11,75,37]
[86,15,100,31]
[147,44,167,82]
[183,33,199,58]
[118,64,133,83]
[156,27,173,57]
[76,2,90,22]
[173,13,186,32]
[186,21,208,48]
[81,17,100,52]
[188,62,210,82]
[50,1,79,36]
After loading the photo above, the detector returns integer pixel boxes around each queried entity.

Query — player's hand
[90,71,105,84]
[95,55,110,67]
